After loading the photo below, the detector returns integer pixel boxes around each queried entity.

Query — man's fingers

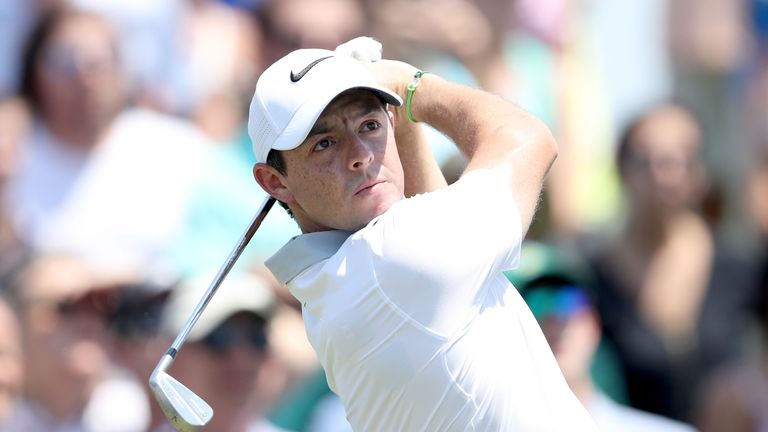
[334,36,383,62]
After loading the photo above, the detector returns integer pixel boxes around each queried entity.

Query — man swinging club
[249,39,598,431]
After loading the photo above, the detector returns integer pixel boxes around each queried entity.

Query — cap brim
[271,85,402,153]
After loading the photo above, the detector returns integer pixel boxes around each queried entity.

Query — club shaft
[168,196,276,355]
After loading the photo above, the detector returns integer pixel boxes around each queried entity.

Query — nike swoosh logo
[290,56,333,82]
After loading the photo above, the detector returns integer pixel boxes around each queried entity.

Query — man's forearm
[408,73,558,233]
[409,74,554,163]
[392,109,447,197]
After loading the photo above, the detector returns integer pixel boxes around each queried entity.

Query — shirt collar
[265,230,352,284]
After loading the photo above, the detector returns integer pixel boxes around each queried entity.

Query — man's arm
[390,101,448,197]
[372,60,558,235]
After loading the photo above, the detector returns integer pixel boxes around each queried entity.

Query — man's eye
[362,120,380,132]
[313,138,334,152]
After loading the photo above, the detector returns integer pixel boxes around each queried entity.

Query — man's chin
[344,201,393,230]
[368,195,399,216]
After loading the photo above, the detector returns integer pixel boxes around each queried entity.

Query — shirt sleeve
[365,168,523,335]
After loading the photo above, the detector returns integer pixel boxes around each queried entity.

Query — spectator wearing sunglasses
[158,272,288,432]
[507,241,697,432]
[4,253,148,432]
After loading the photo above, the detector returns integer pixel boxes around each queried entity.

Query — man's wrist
[406,71,429,123]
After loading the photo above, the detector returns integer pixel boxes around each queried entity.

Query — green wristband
[405,71,428,123]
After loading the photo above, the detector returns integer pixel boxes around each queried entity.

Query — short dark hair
[266,148,287,175]
[266,149,292,216]
[20,8,61,112]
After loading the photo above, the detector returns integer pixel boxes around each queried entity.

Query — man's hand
[334,37,419,116]
[364,59,419,97]
[334,36,383,62]
[365,59,420,125]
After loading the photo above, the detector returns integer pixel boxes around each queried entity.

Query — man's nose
[347,135,374,171]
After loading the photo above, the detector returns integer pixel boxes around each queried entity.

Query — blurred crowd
[0,0,767,431]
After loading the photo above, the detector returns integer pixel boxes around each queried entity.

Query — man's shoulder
[266,230,353,285]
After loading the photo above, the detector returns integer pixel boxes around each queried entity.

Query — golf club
[149,196,276,432]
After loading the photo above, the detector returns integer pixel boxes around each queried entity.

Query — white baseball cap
[160,273,276,342]
[248,48,403,164]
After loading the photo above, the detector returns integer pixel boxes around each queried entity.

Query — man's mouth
[355,180,384,196]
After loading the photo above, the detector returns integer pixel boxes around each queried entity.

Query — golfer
[250,44,597,431]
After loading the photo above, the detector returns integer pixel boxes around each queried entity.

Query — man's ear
[253,163,293,204]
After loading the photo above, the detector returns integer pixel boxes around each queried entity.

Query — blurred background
[0,0,767,431]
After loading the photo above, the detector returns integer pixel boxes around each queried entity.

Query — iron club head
[149,351,213,431]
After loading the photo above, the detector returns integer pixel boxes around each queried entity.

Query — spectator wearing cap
[508,241,698,432]
[158,272,288,432]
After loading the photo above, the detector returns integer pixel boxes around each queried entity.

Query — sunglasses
[56,287,120,318]
[41,44,117,77]
[200,319,267,352]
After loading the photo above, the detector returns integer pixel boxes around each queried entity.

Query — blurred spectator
[7,253,146,431]
[668,0,751,78]
[175,0,262,141]
[668,0,753,240]
[107,279,174,432]
[70,0,262,142]
[692,259,768,432]
[0,96,31,285]
[0,294,24,431]
[62,0,185,113]
[157,272,287,431]
[508,241,697,432]
[256,0,366,67]
[7,7,213,274]
[367,0,511,96]
[581,103,761,421]
[108,268,316,432]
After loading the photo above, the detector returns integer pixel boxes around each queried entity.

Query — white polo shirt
[266,169,597,431]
